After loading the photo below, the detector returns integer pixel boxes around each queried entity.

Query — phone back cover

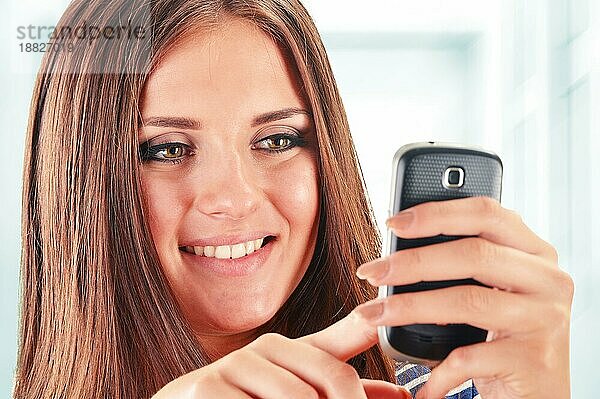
[386,145,502,361]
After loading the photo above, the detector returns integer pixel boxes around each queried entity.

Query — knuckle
[252,332,283,348]
[337,363,360,380]
[188,372,220,397]
[188,380,204,397]
[506,208,524,225]
[430,200,451,219]
[534,337,560,371]
[464,237,498,268]
[546,244,560,264]
[288,384,320,399]
[461,285,491,315]
[550,302,572,331]
[476,196,502,222]
[404,247,423,269]
[446,346,473,369]
[193,379,213,396]
[540,347,559,372]
[533,294,571,335]
[394,292,416,311]
[221,349,245,367]
[552,270,575,302]
[323,362,360,391]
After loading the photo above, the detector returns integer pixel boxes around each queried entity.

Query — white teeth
[204,246,215,257]
[230,243,247,259]
[214,245,231,259]
[245,240,255,254]
[184,237,269,259]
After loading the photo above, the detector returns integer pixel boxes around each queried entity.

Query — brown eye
[265,136,292,150]
[252,126,308,154]
[163,144,184,158]
[139,142,192,164]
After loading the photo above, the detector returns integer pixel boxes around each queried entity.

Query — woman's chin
[194,302,281,334]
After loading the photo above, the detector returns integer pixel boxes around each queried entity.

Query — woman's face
[139,19,320,353]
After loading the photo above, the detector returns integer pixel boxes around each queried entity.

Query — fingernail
[397,387,412,399]
[356,258,390,281]
[387,210,414,230]
[354,300,384,322]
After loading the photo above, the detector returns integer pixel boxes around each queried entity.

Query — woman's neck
[196,329,261,362]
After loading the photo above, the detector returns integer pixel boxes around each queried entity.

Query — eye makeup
[138,125,309,165]
[250,125,308,154]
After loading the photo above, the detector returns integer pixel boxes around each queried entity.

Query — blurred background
[1,0,598,397]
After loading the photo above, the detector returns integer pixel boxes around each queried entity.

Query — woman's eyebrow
[141,107,311,130]
[250,107,311,127]
[142,116,202,130]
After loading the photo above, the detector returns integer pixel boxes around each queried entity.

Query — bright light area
[304,1,599,397]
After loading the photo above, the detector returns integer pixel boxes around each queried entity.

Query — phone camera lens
[448,170,460,184]
[443,167,464,188]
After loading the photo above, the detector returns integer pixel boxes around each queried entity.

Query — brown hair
[15,0,397,397]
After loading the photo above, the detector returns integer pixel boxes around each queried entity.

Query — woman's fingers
[361,379,411,399]
[354,285,546,333]
[299,309,379,362]
[195,381,255,399]
[249,333,368,399]
[359,197,574,398]
[387,196,558,263]
[151,368,255,399]
[357,237,570,296]
[155,312,383,399]
[415,338,538,399]
[219,348,320,399]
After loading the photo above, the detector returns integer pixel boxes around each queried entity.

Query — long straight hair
[15,0,397,397]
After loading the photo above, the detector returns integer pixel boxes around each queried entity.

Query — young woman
[15,0,574,398]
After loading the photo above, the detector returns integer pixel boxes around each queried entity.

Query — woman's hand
[355,197,574,399]
[152,311,410,399]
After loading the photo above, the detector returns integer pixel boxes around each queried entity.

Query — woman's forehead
[140,18,307,123]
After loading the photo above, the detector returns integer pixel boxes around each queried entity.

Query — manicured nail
[387,210,414,230]
[354,300,384,322]
[356,258,390,281]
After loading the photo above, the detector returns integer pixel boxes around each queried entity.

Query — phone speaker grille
[402,153,502,208]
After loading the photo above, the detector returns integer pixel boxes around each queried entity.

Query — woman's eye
[138,128,308,165]
[252,132,308,153]
[138,142,192,164]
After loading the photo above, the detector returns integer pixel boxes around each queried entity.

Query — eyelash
[138,132,308,165]
[253,133,308,154]
[138,142,189,164]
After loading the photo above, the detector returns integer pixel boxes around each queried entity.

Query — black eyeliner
[138,141,151,160]
[138,142,190,163]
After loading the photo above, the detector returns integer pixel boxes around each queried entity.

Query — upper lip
[180,231,276,247]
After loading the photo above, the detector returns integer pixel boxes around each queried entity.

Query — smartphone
[377,142,503,368]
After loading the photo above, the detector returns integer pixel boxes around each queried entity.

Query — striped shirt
[395,362,480,398]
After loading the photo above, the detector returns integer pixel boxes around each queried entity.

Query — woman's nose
[191,151,261,221]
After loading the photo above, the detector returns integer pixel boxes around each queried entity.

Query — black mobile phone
[377,142,503,367]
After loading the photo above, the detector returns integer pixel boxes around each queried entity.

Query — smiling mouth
[178,235,276,259]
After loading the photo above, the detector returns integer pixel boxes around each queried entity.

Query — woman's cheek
[271,155,320,227]
[140,174,186,257]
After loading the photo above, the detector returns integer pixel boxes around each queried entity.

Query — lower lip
[179,239,276,277]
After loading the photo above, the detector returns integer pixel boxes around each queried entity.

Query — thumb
[361,379,412,399]
[297,309,378,361]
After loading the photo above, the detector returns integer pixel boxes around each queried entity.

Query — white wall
[306,0,600,397]
[325,38,474,231]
